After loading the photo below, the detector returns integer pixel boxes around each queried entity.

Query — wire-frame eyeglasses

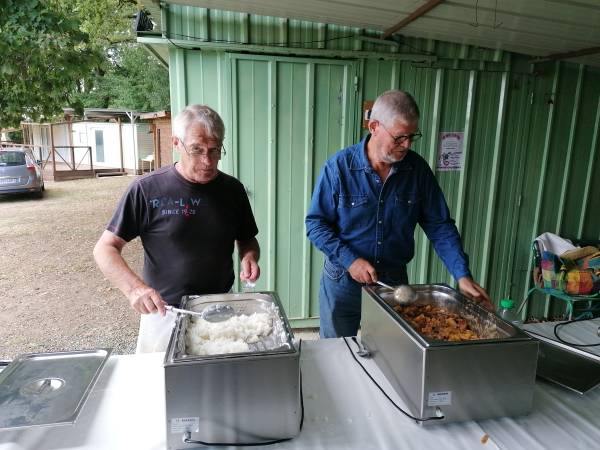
[178,138,226,159]
[379,122,422,145]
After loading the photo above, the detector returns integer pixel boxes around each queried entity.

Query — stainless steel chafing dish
[360,284,538,425]
[164,292,301,449]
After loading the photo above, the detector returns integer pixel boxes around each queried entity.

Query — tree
[57,0,170,112]
[76,45,170,111]
[0,0,101,128]
[0,0,170,128]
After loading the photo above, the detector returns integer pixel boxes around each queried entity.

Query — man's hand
[347,258,378,284]
[127,284,168,316]
[237,237,260,284]
[457,277,494,311]
[240,255,260,283]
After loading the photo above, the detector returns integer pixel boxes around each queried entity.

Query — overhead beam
[530,46,600,64]
[382,0,445,39]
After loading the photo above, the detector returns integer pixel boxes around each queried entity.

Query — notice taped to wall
[437,132,464,171]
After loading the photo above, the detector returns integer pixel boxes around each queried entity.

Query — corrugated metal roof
[155,0,600,67]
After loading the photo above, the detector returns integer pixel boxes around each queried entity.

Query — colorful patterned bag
[557,249,600,295]
[540,250,563,290]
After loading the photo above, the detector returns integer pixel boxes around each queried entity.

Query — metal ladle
[375,281,417,305]
[165,304,235,323]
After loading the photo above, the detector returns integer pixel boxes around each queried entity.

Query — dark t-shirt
[107,165,258,305]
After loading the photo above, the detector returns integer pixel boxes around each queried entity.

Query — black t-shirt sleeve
[107,181,146,242]
[234,181,259,242]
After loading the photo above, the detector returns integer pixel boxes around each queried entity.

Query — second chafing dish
[360,284,538,425]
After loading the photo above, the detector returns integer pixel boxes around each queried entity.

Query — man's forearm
[306,219,357,270]
[93,242,144,299]
[238,237,260,261]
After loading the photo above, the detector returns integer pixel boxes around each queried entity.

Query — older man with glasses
[94,105,260,352]
[306,90,492,338]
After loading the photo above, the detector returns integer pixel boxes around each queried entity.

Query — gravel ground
[0,176,143,360]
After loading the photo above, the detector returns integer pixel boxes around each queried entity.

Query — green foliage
[6,129,23,143]
[0,0,101,128]
[47,0,137,48]
[76,44,170,111]
[0,0,170,128]
[60,0,170,113]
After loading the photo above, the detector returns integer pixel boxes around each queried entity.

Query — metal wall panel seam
[418,68,444,284]
[525,61,560,319]
[354,28,364,52]
[186,5,195,41]
[390,60,399,91]
[349,62,360,149]
[160,2,168,38]
[280,17,288,47]
[341,66,350,145]
[555,64,584,233]
[507,74,535,304]
[220,53,234,175]
[454,70,477,233]
[356,59,366,143]
[285,62,296,301]
[225,10,234,44]
[479,71,509,288]
[522,67,560,317]
[578,94,600,238]
[197,52,205,104]
[173,48,188,115]
[267,60,277,289]
[317,23,326,50]
[200,8,209,41]
[241,13,249,44]
[302,63,316,318]
[373,63,381,97]
[229,57,239,179]
[348,63,360,147]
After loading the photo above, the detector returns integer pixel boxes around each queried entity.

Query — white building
[22,109,155,179]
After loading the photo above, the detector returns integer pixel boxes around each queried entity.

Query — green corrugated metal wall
[162,5,600,325]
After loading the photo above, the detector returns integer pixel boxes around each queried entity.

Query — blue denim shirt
[305,134,471,281]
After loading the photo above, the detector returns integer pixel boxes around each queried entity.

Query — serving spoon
[375,281,417,305]
[165,304,235,323]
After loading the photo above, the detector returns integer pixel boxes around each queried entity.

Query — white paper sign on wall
[437,132,464,171]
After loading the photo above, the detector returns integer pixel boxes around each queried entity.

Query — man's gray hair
[172,104,225,142]
[370,90,420,127]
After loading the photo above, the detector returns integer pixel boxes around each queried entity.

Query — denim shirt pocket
[324,258,345,281]
[338,194,371,229]
[393,193,420,225]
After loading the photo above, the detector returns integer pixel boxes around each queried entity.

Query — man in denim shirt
[306,90,491,338]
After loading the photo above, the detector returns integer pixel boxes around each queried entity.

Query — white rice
[185,312,273,356]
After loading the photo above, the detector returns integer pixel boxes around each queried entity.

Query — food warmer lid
[0,349,111,430]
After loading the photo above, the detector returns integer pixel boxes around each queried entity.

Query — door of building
[229,54,359,326]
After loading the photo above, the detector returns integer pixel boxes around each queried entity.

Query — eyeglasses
[178,138,226,159]
[379,122,422,145]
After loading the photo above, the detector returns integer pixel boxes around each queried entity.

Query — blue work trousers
[319,259,407,338]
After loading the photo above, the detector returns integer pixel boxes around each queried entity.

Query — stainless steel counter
[2,339,600,450]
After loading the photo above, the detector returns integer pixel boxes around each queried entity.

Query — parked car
[0,147,45,198]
